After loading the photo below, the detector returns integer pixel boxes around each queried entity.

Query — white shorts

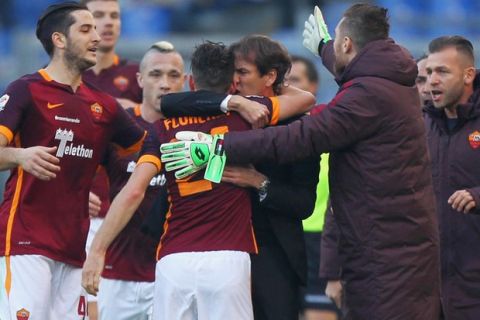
[0,255,87,320]
[85,217,103,303]
[153,251,253,320]
[98,278,154,320]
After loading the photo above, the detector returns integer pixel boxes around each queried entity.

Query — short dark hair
[229,35,291,95]
[415,54,428,63]
[36,2,88,57]
[290,55,319,84]
[428,36,475,65]
[341,3,390,50]
[191,41,234,93]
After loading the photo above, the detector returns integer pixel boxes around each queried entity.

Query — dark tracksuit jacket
[424,83,480,320]
[223,39,441,320]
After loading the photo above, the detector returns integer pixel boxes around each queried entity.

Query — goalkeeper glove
[302,6,332,56]
[160,131,226,183]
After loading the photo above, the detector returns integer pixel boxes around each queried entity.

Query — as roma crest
[91,103,103,121]
[468,130,480,149]
[113,75,129,92]
[16,308,30,320]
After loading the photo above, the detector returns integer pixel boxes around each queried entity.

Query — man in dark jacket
[161,4,441,320]
[424,35,480,320]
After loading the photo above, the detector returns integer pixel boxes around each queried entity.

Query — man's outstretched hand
[303,6,332,56]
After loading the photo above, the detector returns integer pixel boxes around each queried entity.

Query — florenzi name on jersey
[163,114,226,131]
[54,128,93,159]
[126,160,166,186]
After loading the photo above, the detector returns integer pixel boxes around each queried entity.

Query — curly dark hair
[191,41,234,93]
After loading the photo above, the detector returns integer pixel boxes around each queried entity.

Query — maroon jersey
[84,55,142,218]
[83,55,142,104]
[102,105,165,282]
[139,96,280,260]
[0,69,145,267]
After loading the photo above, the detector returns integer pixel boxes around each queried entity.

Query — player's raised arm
[82,161,158,295]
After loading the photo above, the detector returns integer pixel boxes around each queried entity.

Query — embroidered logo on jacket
[468,131,480,149]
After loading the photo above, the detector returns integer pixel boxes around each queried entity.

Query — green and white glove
[302,6,332,56]
[160,131,226,183]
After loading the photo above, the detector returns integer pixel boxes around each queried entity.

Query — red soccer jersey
[84,55,142,218]
[102,105,165,282]
[139,96,280,260]
[83,55,142,104]
[0,69,145,267]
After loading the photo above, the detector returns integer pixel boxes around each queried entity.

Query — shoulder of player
[117,58,140,70]
[4,73,39,97]
[82,82,119,110]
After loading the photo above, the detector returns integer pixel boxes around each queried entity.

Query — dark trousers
[251,244,301,320]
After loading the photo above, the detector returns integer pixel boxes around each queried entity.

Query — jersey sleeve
[0,79,32,143]
[110,103,146,156]
[246,96,280,126]
[137,125,162,172]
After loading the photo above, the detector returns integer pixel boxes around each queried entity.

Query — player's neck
[92,50,117,75]
[141,103,164,123]
[44,60,82,92]
[263,87,275,97]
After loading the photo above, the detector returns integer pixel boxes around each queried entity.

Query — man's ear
[188,74,196,91]
[464,67,476,85]
[136,72,143,88]
[265,69,278,88]
[343,36,354,54]
[52,32,67,50]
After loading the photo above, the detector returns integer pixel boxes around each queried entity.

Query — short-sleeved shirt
[139,96,279,260]
[102,105,165,282]
[83,55,142,104]
[0,69,145,267]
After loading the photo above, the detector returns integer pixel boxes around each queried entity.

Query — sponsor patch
[113,75,129,92]
[16,308,30,320]
[0,94,9,111]
[468,130,480,149]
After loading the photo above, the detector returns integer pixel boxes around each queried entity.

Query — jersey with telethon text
[139,96,279,260]
[84,55,142,218]
[102,105,165,282]
[0,70,145,267]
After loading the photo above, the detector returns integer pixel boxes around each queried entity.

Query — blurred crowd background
[0,0,479,102]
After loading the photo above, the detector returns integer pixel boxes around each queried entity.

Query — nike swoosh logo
[47,102,64,109]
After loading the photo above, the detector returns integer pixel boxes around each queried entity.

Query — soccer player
[81,0,142,108]
[79,1,144,316]
[0,3,145,319]
[82,40,314,320]
[95,41,185,320]
[161,35,320,320]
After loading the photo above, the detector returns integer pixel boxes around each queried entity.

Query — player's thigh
[50,261,87,320]
[0,257,11,320]
[196,251,253,320]
[153,254,197,320]
[98,278,154,320]
[5,255,53,320]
